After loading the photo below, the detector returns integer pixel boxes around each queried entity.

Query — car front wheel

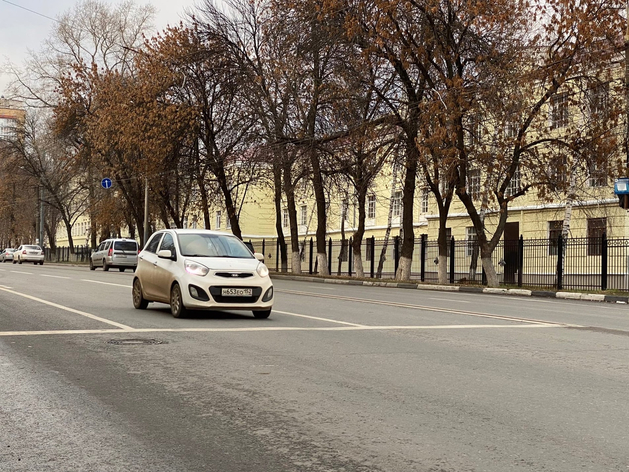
[89,259,95,270]
[253,309,271,319]
[170,283,187,318]
[132,278,149,309]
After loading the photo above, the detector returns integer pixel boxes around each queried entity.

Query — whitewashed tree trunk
[396,255,412,280]
[317,253,329,276]
[482,256,499,287]
[292,251,302,275]
[438,257,448,284]
[354,252,364,278]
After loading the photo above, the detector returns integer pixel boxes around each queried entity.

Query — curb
[270,273,629,304]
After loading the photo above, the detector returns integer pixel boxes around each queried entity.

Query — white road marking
[0,324,563,337]
[0,286,134,330]
[0,285,12,289]
[277,289,571,326]
[273,310,365,326]
[81,279,132,288]
[40,274,70,279]
[428,297,471,303]
[10,271,32,275]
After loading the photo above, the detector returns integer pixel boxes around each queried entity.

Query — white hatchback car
[132,229,273,318]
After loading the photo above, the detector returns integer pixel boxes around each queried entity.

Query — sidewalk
[270,273,629,304]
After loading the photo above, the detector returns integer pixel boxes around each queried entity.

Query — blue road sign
[101,178,112,189]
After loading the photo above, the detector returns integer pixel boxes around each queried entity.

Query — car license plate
[221,288,252,297]
[117,255,126,258]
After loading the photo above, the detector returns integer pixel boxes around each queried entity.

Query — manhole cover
[107,338,166,345]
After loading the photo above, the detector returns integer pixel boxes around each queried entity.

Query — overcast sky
[0,0,203,96]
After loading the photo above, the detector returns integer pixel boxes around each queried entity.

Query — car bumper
[181,281,274,311]
[21,255,44,262]
[107,257,138,267]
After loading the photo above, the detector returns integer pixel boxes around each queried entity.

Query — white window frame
[367,195,376,219]
[299,205,308,226]
[215,211,221,229]
[392,191,402,218]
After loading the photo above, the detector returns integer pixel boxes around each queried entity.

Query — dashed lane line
[40,274,71,279]
[81,279,132,288]
[0,286,133,330]
[277,289,579,327]
[10,271,32,275]
[273,309,366,326]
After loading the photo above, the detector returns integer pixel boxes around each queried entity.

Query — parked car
[0,248,15,263]
[90,238,139,272]
[132,229,273,319]
[13,245,44,265]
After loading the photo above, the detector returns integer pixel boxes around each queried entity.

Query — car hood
[186,257,260,271]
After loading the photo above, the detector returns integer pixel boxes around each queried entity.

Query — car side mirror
[254,253,265,263]
[157,249,175,260]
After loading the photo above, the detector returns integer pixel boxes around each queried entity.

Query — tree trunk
[395,143,418,280]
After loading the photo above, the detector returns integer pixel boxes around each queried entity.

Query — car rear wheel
[40,261,44,265]
[132,278,149,309]
[252,309,271,319]
[103,260,109,271]
[170,283,187,318]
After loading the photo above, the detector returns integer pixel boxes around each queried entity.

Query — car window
[144,233,163,254]
[159,233,176,253]
[179,233,253,258]
[25,245,41,250]
[105,241,112,250]
[114,241,138,252]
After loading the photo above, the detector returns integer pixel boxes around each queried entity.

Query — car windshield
[25,245,41,250]
[178,233,254,258]
[114,241,138,252]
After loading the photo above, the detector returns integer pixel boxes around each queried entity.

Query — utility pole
[39,186,44,247]
[626,0,629,170]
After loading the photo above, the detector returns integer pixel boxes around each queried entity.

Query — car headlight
[185,259,209,276]
[256,263,269,278]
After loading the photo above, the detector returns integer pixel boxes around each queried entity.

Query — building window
[215,211,221,229]
[467,169,480,200]
[367,195,376,219]
[421,188,429,214]
[282,208,289,228]
[299,205,307,226]
[466,227,478,257]
[587,218,606,256]
[588,161,606,188]
[226,215,231,229]
[392,191,402,218]
[550,92,569,129]
[548,220,563,256]
[505,167,521,198]
[589,82,609,120]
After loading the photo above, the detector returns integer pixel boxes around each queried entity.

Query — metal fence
[246,234,629,292]
[44,245,91,263]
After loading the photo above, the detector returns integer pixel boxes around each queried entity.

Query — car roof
[163,229,236,236]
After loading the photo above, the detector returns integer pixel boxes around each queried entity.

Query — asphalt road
[0,263,628,471]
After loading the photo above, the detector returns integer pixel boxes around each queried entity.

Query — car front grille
[215,272,254,279]
[209,286,262,303]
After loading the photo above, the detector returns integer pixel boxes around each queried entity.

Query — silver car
[13,245,44,265]
[0,248,15,262]
[90,238,139,272]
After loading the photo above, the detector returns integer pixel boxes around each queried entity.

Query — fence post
[348,237,353,276]
[420,234,426,282]
[394,236,400,274]
[449,236,455,284]
[370,236,375,279]
[556,234,564,290]
[328,238,332,274]
[275,239,279,272]
[518,235,524,288]
[309,238,313,275]
[601,232,608,291]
